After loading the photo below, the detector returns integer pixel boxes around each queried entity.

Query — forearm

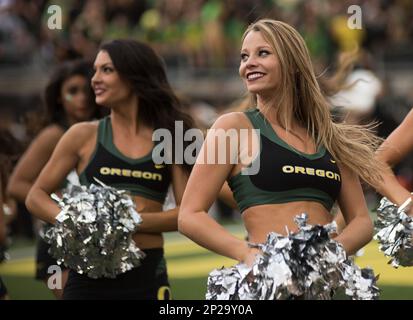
[25,187,60,224]
[334,215,373,256]
[178,210,248,261]
[375,166,411,206]
[137,207,179,233]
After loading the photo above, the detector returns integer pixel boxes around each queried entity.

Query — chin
[95,97,107,106]
[247,86,263,94]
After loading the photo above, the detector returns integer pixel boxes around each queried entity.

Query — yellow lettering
[152,173,162,181]
[143,172,152,179]
[157,286,172,300]
[132,171,142,178]
[306,168,315,175]
[111,168,122,176]
[295,166,306,174]
[280,165,340,181]
[122,169,131,177]
[315,169,325,177]
[100,167,110,175]
[97,167,164,181]
[282,165,294,173]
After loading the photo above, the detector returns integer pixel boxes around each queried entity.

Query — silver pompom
[42,179,145,279]
[206,213,379,300]
[374,197,413,268]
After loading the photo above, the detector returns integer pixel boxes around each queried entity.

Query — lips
[246,72,266,81]
[93,87,106,96]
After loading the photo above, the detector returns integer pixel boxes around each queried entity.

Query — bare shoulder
[60,121,99,149]
[402,108,413,124]
[65,121,98,139]
[212,112,251,130]
[33,124,65,147]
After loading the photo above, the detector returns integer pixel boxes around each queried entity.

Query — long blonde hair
[242,19,383,186]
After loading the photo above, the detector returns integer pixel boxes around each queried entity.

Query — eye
[67,86,81,95]
[103,66,113,73]
[240,53,248,62]
[259,50,270,57]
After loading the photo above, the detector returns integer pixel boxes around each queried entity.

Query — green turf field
[1,224,413,300]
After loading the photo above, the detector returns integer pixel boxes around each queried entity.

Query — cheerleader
[178,19,384,297]
[26,39,195,299]
[7,59,102,298]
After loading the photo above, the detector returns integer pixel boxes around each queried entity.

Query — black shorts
[35,236,68,281]
[62,248,171,300]
[0,276,8,298]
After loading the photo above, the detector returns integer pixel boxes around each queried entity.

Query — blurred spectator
[330,51,383,125]
[0,1,37,65]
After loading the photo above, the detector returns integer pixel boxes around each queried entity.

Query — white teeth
[247,73,264,80]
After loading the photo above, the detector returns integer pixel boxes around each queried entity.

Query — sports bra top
[228,108,341,213]
[79,116,171,203]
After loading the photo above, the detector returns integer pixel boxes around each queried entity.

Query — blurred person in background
[374,107,413,214]
[7,59,102,299]
[329,50,383,125]
[0,128,24,300]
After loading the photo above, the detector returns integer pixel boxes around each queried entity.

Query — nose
[240,55,258,78]
[79,89,88,104]
[245,55,258,69]
[91,70,100,86]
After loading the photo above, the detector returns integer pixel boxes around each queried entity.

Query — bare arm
[334,165,373,256]
[375,108,413,208]
[25,124,91,224]
[218,182,238,210]
[7,125,64,203]
[178,113,252,262]
[137,164,189,233]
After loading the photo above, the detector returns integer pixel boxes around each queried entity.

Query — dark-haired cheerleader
[8,59,102,299]
[26,39,195,300]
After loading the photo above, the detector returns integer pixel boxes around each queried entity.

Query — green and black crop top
[228,108,341,213]
[79,116,171,203]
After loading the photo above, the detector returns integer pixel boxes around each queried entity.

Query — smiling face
[239,31,280,97]
[91,50,134,108]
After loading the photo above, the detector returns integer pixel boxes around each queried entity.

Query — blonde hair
[241,19,383,186]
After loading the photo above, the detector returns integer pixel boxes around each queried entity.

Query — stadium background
[0,0,412,299]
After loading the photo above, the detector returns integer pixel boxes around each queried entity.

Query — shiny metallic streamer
[206,213,379,300]
[42,180,145,279]
[374,197,413,268]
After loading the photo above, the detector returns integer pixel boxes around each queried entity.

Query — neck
[110,95,141,133]
[256,94,300,132]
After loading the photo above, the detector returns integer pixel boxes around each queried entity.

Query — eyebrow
[93,62,114,69]
[240,45,272,52]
